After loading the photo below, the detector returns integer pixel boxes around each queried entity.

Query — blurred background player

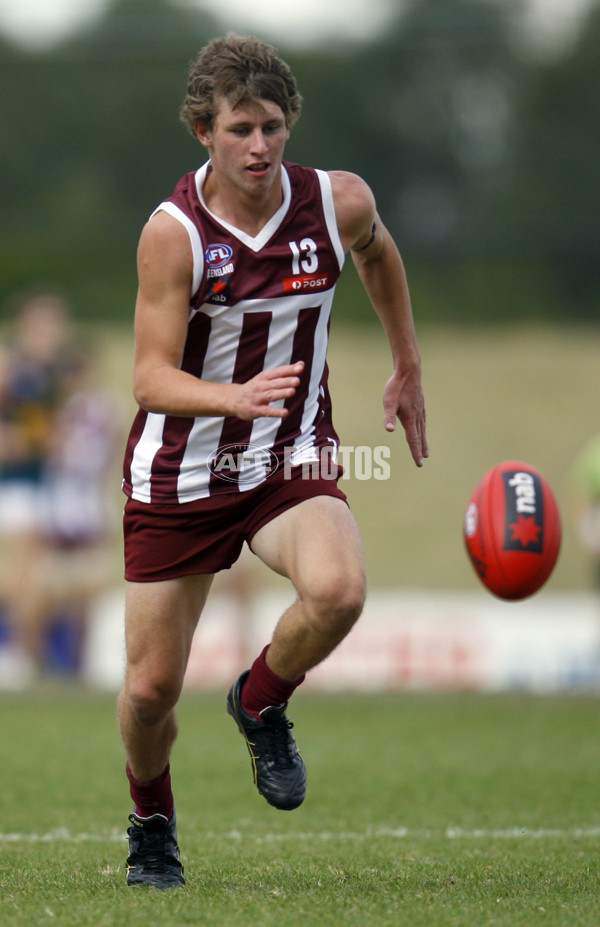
[0,291,74,682]
[38,347,122,675]
[0,291,121,684]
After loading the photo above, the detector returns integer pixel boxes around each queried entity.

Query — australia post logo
[207,443,279,484]
[283,273,330,294]
[502,470,545,553]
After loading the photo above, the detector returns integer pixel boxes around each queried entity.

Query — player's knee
[306,571,365,637]
[125,674,180,725]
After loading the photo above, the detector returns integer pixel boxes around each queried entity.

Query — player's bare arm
[330,171,428,467]
[132,211,302,420]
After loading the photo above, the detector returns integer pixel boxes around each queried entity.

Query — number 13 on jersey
[289,238,318,275]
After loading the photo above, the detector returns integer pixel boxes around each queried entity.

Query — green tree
[0,0,218,321]
[494,1,600,319]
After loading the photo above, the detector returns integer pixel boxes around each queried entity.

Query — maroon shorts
[123,466,348,582]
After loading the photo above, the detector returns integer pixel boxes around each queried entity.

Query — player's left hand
[382,369,428,467]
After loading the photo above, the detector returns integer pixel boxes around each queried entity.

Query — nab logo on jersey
[206,243,234,267]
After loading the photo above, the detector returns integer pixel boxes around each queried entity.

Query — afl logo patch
[205,243,234,267]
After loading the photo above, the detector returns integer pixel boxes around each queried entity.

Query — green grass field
[2,687,600,926]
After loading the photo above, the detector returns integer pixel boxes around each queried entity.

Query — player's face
[196,97,290,199]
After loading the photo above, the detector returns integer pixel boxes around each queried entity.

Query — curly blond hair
[180,33,302,135]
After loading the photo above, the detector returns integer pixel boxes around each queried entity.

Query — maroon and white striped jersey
[122,161,346,503]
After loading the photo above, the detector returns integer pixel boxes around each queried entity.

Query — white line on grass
[244,827,600,842]
[0,828,125,843]
[2,826,600,844]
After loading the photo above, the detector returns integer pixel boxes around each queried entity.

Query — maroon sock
[126,762,174,820]
[241,645,305,720]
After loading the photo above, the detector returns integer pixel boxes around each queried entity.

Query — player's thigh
[124,573,214,680]
[250,495,366,603]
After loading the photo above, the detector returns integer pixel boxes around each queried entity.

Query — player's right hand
[231,361,304,420]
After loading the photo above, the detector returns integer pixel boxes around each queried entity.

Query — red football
[463,461,561,600]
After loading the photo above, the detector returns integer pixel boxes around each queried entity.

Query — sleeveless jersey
[122,161,346,503]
